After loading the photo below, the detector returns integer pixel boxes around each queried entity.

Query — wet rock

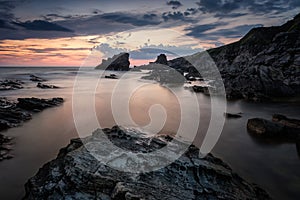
[30,75,47,82]
[247,117,300,140]
[0,79,23,90]
[24,126,270,200]
[37,82,59,89]
[96,53,130,71]
[17,97,63,111]
[272,114,300,128]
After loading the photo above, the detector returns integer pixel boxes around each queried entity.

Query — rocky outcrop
[24,126,270,200]
[0,79,23,90]
[154,54,168,65]
[247,115,300,140]
[0,97,63,161]
[169,13,300,101]
[96,53,130,71]
[17,97,63,111]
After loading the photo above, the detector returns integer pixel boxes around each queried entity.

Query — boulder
[96,53,130,71]
[24,126,270,200]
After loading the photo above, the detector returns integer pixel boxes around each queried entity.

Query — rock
[224,112,242,118]
[17,97,64,111]
[104,74,118,79]
[272,114,300,128]
[0,134,14,161]
[37,82,59,89]
[154,54,168,65]
[30,75,47,82]
[167,13,300,101]
[0,79,23,90]
[96,53,130,71]
[247,117,300,140]
[24,126,270,200]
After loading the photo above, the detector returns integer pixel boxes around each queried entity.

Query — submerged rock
[24,126,270,200]
[0,134,14,161]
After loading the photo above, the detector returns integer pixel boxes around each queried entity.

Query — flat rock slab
[24,126,270,200]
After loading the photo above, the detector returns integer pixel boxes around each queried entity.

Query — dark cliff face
[171,13,300,101]
[208,13,300,100]
[96,52,130,71]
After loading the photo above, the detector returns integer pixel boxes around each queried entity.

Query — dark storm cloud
[185,23,263,40]
[100,12,161,26]
[130,48,176,60]
[0,0,16,20]
[13,20,73,32]
[196,0,300,17]
[166,1,183,9]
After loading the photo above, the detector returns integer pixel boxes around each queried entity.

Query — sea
[0,66,299,200]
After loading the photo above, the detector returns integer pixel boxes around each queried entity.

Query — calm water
[0,67,299,199]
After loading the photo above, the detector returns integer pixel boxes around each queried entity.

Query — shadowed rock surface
[168,13,300,101]
[24,126,270,200]
[154,54,168,65]
[96,53,130,71]
[17,97,63,111]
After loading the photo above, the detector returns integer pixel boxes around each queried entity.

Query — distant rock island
[95,52,130,71]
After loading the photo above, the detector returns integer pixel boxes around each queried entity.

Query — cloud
[162,11,195,22]
[13,20,73,32]
[185,23,263,40]
[196,0,300,17]
[166,1,183,9]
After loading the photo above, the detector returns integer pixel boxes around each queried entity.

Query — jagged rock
[37,82,59,89]
[0,79,23,90]
[30,75,47,82]
[96,53,130,71]
[154,54,168,65]
[168,13,300,101]
[24,126,270,200]
[17,97,63,111]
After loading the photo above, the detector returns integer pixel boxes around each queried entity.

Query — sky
[0,0,299,67]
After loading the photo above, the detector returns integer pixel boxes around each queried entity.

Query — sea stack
[96,52,130,71]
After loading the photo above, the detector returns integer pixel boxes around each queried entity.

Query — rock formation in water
[0,79,24,90]
[96,52,130,71]
[37,82,60,89]
[30,74,47,82]
[168,13,300,101]
[0,97,64,161]
[154,54,168,65]
[24,126,270,200]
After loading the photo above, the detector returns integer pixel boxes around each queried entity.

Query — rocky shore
[24,126,270,200]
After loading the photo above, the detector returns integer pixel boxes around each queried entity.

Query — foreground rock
[0,79,23,90]
[24,126,270,200]
[17,97,63,111]
[96,53,130,71]
[153,53,168,65]
[247,115,300,140]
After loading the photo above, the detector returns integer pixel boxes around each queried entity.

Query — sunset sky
[0,0,299,67]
